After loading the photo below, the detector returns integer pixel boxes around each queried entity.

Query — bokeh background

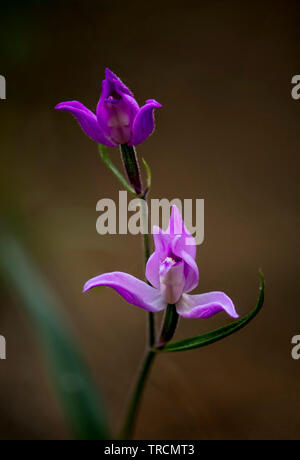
[0,0,299,440]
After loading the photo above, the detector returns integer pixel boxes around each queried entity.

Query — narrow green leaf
[142,157,152,191]
[0,231,110,440]
[98,144,135,195]
[158,271,265,353]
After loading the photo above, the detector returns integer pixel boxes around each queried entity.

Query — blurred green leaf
[142,157,152,192]
[98,144,135,195]
[158,271,265,353]
[0,230,110,440]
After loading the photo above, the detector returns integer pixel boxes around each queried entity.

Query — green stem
[120,305,179,439]
[156,304,179,349]
[142,211,155,347]
[147,310,155,349]
[118,147,157,439]
[120,350,155,440]
[120,176,156,439]
[120,144,143,195]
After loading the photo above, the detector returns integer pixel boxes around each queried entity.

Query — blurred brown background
[0,0,299,439]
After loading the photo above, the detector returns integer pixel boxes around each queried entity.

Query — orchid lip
[159,258,185,304]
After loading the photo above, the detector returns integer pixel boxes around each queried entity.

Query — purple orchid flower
[83,206,238,321]
[55,68,162,147]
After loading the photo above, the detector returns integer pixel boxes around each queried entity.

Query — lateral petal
[83,271,167,312]
[176,292,238,319]
[55,101,116,146]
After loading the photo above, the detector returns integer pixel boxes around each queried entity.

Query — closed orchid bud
[55,68,161,147]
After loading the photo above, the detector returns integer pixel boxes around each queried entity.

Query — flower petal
[172,241,199,293]
[96,74,139,144]
[145,251,161,288]
[145,226,166,286]
[145,226,171,288]
[146,210,199,293]
[167,205,196,259]
[129,99,162,146]
[83,271,167,312]
[55,101,116,146]
[176,292,238,319]
[159,259,185,304]
[152,225,170,255]
[104,68,134,98]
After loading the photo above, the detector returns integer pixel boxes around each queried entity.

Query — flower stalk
[120,349,155,440]
[156,304,179,349]
[114,146,156,439]
[140,195,155,348]
[120,305,179,439]
[120,144,143,196]
[120,148,156,439]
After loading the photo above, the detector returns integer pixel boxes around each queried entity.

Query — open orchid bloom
[83,206,238,320]
[55,68,162,147]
